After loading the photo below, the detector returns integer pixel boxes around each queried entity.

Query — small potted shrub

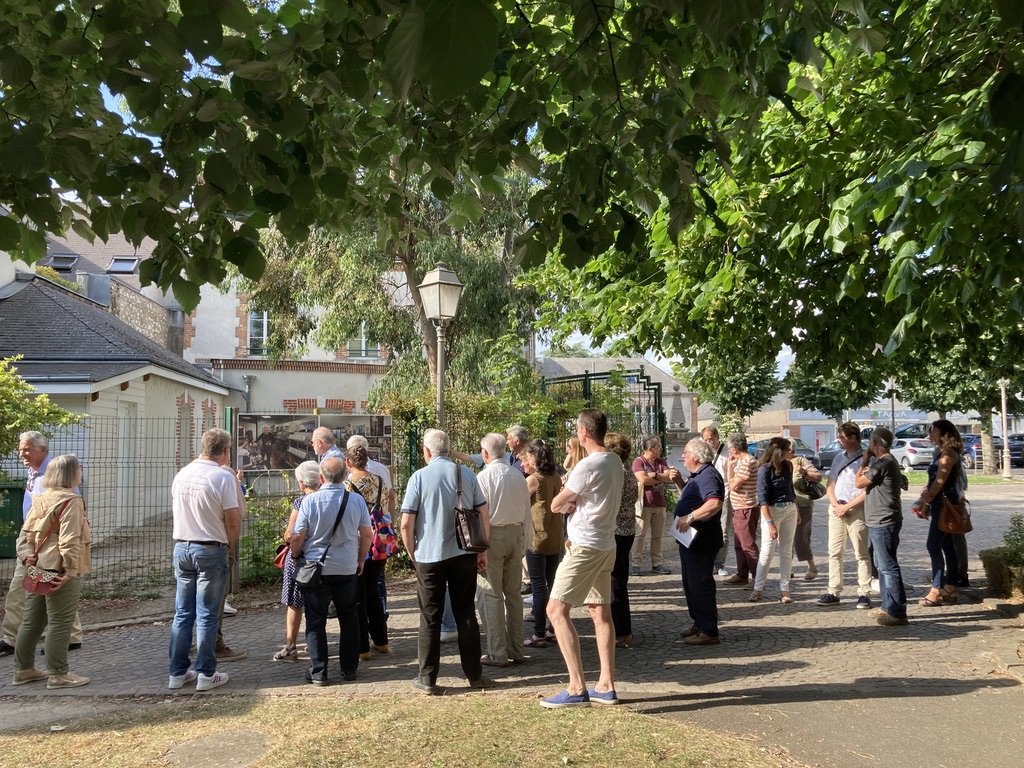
[980,514,1024,598]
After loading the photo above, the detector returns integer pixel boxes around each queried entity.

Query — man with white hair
[476,433,531,667]
[311,427,345,464]
[401,428,491,694]
[0,432,83,657]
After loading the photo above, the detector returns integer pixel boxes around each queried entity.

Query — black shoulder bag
[295,489,350,589]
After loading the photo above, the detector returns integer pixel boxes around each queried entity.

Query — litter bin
[0,482,25,558]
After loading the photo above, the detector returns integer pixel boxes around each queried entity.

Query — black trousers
[414,554,482,686]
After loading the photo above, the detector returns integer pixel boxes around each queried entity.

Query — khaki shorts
[548,543,616,607]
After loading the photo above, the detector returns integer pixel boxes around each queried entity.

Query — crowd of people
[1,416,973,703]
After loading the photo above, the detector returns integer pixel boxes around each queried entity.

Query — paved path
[2,484,1023,767]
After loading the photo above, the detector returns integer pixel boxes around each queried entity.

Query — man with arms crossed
[816,422,872,608]
[541,409,624,708]
[168,428,240,691]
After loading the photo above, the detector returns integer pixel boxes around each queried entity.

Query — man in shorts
[540,409,624,708]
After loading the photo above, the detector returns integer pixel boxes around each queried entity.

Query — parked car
[890,438,933,469]
[748,437,821,468]
[962,434,1004,470]
[1009,434,1024,468]
[815,438,869,470]
[893,422,931,439]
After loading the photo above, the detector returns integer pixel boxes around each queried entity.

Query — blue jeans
[525,549,560,639]
[169,542,228,677]
[925,503,959,589]
[869,522,907,619]
[304,573,360,682]
[441,589,456,633]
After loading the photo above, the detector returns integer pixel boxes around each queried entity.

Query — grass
[904,470,1011,485]
[0,695,801,768]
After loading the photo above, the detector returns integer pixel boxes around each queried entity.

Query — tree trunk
[396,234,438,388]
[980,416,999,476]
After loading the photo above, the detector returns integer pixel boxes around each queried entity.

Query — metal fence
[1,417,182,598]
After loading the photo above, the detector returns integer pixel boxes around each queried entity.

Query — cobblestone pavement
[1,484,1022,767]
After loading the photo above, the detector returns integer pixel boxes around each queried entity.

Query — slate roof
[0,275,222,389]
[536,356,687,391]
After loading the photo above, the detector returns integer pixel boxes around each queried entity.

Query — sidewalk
[2,484,1023,767]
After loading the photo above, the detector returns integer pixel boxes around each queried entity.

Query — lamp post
[418,262,464,428]
[999,378,1013,480]
[886,377,897,431]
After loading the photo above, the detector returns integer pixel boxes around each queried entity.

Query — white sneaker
[222,602,238,616]
[196,671,229,691]
[168,670,198,689]
[870,579,880,595]
[717,567,729,577]
[440,630,458,643]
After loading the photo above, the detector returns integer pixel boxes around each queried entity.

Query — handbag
[793,474,826,501]
[22,500,73,596]
[367,476,398,561]
[938,495,973,535]
[273,543,289,569]
[295,489,350,589]
[453,463,489,553]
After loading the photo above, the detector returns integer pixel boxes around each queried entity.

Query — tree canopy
[3,0,1024,410]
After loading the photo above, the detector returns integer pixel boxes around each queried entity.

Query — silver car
[891,438,933,469]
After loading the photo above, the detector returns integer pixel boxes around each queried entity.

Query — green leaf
[179,14,223,60]
[384,5,426,99]
[430,176,454,199]
[318,169,348,198]
[691,0,764,46]
[0,49,33,86]
[172,278,201,312]
[419,0,498,101]
[204,153,237,194]
[990,72,1024,131]
[848,27,886,56]
[0,217,20,250]
[542,126,568,154]
[993,0,1024,29]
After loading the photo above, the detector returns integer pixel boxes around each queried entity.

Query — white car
[891,438,933,469]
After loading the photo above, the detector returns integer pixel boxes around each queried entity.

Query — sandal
[779,593,793,604]
[480,654,510,667]
[273,644,298,662]
[942,588,959,605]
[524,635,548,648]
[748,591,762,602]
[918,590,944,607]
[544,632,557,644]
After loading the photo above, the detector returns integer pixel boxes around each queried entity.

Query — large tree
[527,1,1024,388]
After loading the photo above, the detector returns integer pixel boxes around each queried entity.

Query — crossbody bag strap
[373,475,383,508]
[455,463,464,508]
[32,499,73,555]
[317,489,350,564]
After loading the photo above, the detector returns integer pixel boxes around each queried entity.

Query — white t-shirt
[171,459,238,543]
[564,451,623,550]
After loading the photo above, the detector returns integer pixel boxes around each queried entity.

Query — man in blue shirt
[400,428,490,694]
[291,457,372,685]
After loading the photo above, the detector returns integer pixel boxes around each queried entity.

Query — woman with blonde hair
[750,438,798,604]
[563,435,586,474]
[13,454,91,689]
[273,460,321,662]
[913,419,967,606]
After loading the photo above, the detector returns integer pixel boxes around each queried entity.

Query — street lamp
[886,377,897,431]
[418,262,464,427]
[999,378,1013,480]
